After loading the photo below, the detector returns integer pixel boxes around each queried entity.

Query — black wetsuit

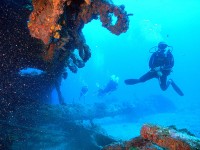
[139,50,174,90]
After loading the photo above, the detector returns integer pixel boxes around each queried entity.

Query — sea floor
[94,109,200,140]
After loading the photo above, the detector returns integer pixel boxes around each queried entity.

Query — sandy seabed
[94,110,200,140]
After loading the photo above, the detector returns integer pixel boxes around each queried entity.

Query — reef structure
[0,0,130,147]
[0,102,117,149]
[140,124,200,150]
[28,0,67,45]
[103,124,200,150]
[27,0,130,70]
[0,0,130,102]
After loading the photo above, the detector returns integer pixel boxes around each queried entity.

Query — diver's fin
[124,79,139,85]
[170,80,184,96]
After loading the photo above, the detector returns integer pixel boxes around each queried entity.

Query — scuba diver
[79,85,88,102]
[124,42,184,96]
[97,75,119,97]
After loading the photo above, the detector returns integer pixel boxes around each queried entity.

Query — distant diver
[79,85,88,102]
[124,42,184,96]
[97,75,119,97]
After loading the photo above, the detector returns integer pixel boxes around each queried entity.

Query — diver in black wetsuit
[125,42,184,96]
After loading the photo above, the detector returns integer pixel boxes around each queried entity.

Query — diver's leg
[139,71,156,83]
[159,75,170,91]
[124,78,140,85]
[124,71,156,85]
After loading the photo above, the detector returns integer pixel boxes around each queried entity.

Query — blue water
[52,0,200,138]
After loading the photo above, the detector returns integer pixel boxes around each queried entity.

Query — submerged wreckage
[0,0,129,149]
[0,0,200,149]
[0,0,130,102]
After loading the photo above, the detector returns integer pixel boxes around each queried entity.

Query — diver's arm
[149,53,156,69]
[162,53,174,71]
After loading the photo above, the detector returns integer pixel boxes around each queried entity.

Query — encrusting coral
[84,0,91,5]
[28,0,130,73]
[28,0,67,44]
[0,0,130,116]
[103,124,200,150]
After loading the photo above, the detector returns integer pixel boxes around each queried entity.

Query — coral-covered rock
[0,0,130,106]
[141,124,200,150]
[28,0,67,44]
[28,0,130,63]
[103,137,164,150]
[103,124,200,150]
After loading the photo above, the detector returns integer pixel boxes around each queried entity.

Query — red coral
[77,0,129,35]
[141,124,191,150]
[103,124,200,150]
[28,0,67,44]
[27,0,129,71]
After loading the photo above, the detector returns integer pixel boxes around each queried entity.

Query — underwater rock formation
[28,0,67,45]
[0,0,50,100]
[103,124,200,150]
[0,0,129,102]
[28,0,129,68]
[141,124,200,149]
[0,0,130,148]
[0,102,116,149]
